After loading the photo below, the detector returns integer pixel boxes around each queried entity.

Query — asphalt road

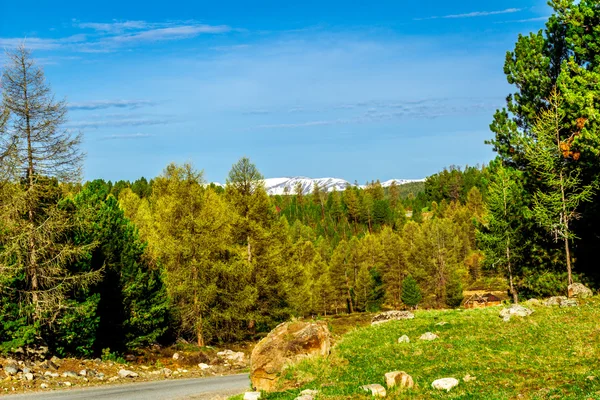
[0,374,250,400]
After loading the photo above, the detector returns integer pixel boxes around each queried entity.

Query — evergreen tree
[401,275,421,309]
[524,91,597,290]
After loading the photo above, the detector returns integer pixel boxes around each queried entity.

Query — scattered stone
[217,349,245,365]
[560,299,578,308]
[108,376,119,382]
[50,356,62,366]
[118,369,138,378]
[44,372,59,378]
[63,381,72,387]
[172,353,180,361]
[499,304,534,322]
[385,371,414,389]
[419,332,439,341]
[22,367,31,374]
[371,311,414,325]
[544,296,567,306]
[397,335,410,343]
[40,383,48,389]
[79,369,87,377]
[243,392,261,400]
[525,298,541,306]
[163,368,172,377]
[61,371,78,378]
[294,396,314,400]
[125,354,137,362]
[94,358,102,363]
[435,321,448,326]
[463,374,476,382]
[432,378,459,391]
[250,320,331,392]
[569,283,593,299]
[361,383,387,397]
[198,363,211,370]
[3,366,18,376]
[300,389,319,396]
[23,373,34,381]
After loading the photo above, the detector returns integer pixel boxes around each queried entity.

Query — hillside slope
[250,298,600,399]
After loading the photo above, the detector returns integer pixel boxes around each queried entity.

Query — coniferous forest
[1,0,600,357]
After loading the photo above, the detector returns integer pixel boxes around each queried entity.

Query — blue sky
[0,0,551,183]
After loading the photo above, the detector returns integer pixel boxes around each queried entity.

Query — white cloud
[68,100,156,111]
[99,133,155,140]
[110,25,230,43]
[416,8,522,21]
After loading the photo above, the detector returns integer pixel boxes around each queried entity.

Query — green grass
[254,298,600,399]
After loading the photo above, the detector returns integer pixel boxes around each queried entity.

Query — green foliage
[400,275,422,308]
[49,295,100,357]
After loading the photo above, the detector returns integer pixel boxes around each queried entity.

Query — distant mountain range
[213,177,425,195]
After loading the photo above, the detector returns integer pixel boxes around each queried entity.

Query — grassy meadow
[237,298,600,399]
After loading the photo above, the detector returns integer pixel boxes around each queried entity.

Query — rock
[244,392,261,400]
[108,376,119,382]
[371,311,414,325]
[525,298,541,306]
[172,353,180,361]
[22,367,31,374]
[118,369,138,378]
[463,374,476,382]
[397,335,410,343]
[198,363,211,370]
[544,296,567,306]
[63,381,72,387]
[62,371,78,378]
[361,383,387,397]
[499,304,533,322]
[300,389,319,396]
[50,356,62,366]
[419,332,439,341]
[79,369,87,377]
[385,371,414,389]
[125,354,136,362]
[432,377,459,391]
[560,299,578,307]
[44,372,59,378]
[435,321,448,326]
[3,366,18,376]
[163,368,172,377]
[569,283,593,299]
[217,349,245,365]
[250,320,331,392]
[40,383,48,389]
[23,373,34,381]
[96,372,105,379]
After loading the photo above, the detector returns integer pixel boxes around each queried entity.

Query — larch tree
[0,45,99,326]
[477,164,526,303]
[524,91,597,291]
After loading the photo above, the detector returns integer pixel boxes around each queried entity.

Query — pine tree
[524,91,597,291]
[401,275,421,309]
[0,46,99,328]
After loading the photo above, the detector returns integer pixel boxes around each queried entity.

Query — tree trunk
[247,235,252,264]
[344,271,354,313]
[196,315,205,347]
[506,240,518,304]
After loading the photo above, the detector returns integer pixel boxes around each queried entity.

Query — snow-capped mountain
[211,177,425,195]
[262,177,424,195]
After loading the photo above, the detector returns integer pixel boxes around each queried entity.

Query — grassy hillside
[247,298,600,399]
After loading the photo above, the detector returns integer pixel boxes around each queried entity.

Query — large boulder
[371,311,414,325]
[569,283,593,299]
[250,320,331,392]
[544,296,567,306]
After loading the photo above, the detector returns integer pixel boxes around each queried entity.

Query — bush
[401,275,422,308]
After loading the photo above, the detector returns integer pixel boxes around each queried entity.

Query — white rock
[244,392,261,400]
[40,383,48,389]
[463,374,476,382]
[79,369,87,377]
[569,282,593,298]
[172,353,180,360]
[217,349,246,364]
[198,363,211,370]
[397,335,410,343]
[118,369,138,378]
[63,381,72,387]
[385,371,414,389]
[371,311,414,325]
[432,377,459,391]
[361,383,387,397]
[300,389,319,396]
[163,368,172,376]
[23,373,34,381]
[499,304,533,322]
[419,332,439,341]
